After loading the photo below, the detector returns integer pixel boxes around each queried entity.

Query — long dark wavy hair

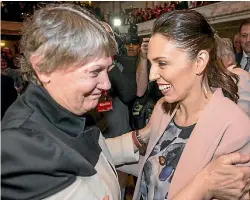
[152,10,239,114]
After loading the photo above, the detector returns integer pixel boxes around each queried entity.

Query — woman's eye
[158,61,167,67]
[92,72,98,76]
[90,70,100,77]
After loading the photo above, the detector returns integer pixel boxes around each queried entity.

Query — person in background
[233,32,242,54]
[1,47,15,68]
[217,37,250,117]
[1,55,23,93]
[125,35,141,57]
[136,37,150,98]
[133,36,163,130]
[237,19,250,72]
[100,22,137,139]
[1,4,250,200]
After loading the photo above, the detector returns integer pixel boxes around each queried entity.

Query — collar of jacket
[23,84,86,137]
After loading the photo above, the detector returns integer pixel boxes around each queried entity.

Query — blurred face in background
[240,23,250,55]
[233,33,242,53]
[125,42,140,56]
[220,51,236,68]
[1,57,8,69]
[2,48,13,59]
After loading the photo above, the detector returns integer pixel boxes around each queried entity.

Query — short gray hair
[216,37,236,63]
[20,4,117,85]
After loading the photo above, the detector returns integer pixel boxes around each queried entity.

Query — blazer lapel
[168,89,229,199]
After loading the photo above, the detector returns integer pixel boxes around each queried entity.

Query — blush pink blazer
[120,88,250,200]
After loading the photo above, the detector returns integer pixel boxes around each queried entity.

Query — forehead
[62,56,112,74]
[148,34,180,59]
[85,56,112,69]
[241,24,250,33]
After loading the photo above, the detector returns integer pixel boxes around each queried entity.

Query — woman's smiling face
[148,33,200,104]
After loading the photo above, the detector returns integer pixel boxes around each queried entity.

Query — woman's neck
[174,87,213,127]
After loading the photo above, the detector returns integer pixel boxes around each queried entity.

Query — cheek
[79,80,98,96]
[167,65,196,91]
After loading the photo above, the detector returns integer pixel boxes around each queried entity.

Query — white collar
[243,51,249,59]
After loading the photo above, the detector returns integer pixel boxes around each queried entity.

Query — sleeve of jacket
[108,65,137,104]
[104,132,140,166]
[213,107,250,166]
[43,176,109,200]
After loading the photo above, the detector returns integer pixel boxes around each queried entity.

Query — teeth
[159,85,172,91]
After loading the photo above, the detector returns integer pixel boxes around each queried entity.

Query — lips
[92,93,101,96]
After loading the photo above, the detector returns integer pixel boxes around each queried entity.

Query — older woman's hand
[201,152,250,200]
[102,195,109,200]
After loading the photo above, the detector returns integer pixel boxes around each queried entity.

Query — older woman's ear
[30,54,51,84]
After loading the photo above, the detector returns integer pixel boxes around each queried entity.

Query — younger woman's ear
[30,54,51,84]
[195,50,210,75]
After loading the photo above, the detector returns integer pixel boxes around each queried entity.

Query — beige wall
[212,19,245,41]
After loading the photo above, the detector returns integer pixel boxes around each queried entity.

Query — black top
[1,84,102,200]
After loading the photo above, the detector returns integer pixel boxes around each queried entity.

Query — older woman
[216,37,250,117]
[120,10,250,200]
[1,4,250,200]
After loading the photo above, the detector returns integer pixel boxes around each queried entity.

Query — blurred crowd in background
[1,1,217,25]
[108,1,217,25]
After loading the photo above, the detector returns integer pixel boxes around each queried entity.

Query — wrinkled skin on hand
[201,152,250,200]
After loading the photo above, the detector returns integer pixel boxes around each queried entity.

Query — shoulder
[231,67,250,80]
[212,90,250,134]
[206,89,249,132]
[1,127,77,199]
[209,90,250,157]
[1,127,70,168]
[1,95,34,129]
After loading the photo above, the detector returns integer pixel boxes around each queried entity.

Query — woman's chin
[163,96,178,104]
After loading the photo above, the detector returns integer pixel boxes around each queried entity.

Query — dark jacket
[109,55,137,104]
[236,52,243,66]
[1,85,107,199]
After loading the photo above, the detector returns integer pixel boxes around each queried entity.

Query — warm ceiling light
[1,41,6,47]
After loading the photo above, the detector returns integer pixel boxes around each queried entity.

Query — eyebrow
[152,57,168,62]
[89,63,113,71]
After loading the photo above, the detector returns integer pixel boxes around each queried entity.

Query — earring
[203,84,208,99]
[196,71,202,76]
